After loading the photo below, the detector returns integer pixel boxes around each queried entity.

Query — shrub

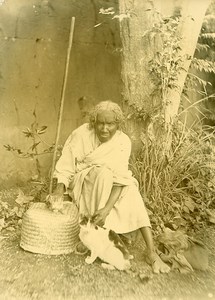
[130,122,215,235]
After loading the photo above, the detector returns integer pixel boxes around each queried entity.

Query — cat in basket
[79,215,133,271]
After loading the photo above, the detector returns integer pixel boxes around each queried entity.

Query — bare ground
[0,187,215,300]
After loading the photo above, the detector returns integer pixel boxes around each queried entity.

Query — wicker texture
[20,201,80,255]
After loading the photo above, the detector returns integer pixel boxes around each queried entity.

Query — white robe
[54,123,150,233]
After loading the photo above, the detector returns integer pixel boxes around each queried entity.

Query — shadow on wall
[0,0,122,186]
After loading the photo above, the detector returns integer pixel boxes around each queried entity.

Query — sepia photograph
[0,0,215,299]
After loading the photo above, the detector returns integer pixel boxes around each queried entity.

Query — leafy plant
[148,16,187,103]
[130,122,215,235]
[96,3,215,236]
[4,109,62,179]
[0,188,40,233]
[184,8,215,123]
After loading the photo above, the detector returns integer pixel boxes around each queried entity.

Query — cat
[46,194,76,215]
[79,215,133,270]
[46,194,64,213]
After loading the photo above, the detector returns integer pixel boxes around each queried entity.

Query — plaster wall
[0,0,121,186]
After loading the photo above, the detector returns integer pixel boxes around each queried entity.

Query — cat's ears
[79,214,96,225]
[79,214,89,225]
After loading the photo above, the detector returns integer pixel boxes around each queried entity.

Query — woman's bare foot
[146,251,171,274]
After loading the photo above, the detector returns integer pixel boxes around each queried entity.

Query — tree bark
[118,0,211,141]
[164,0,211,125]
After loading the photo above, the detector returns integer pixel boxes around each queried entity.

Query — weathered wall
[0,0,121,186]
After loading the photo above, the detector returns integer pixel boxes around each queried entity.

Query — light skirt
[69,166,151,234]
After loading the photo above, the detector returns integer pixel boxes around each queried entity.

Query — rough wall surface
[0,0,121,186]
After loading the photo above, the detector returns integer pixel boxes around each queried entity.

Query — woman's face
[95,110,118,143]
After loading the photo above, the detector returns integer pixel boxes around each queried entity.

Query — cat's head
[46,194,64,213]
[79,214,99,231]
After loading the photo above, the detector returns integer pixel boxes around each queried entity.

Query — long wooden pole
[49,17,75,194]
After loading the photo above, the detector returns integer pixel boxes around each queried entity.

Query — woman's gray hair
[89,100,124,129]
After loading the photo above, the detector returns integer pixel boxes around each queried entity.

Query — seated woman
[51,100,170,274]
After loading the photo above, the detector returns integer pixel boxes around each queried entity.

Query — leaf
[37,126,47,135]
[3,144,12,151]
[171,223,178,230]
[191,58,215,74]
[16,207,25,218]
[208,216,215,224]
[195,43,210,52]
[15,189,34,206]
[206,209,215,224]
[0,201,8,209]
[17,149,23,154]
[5,226,15,232]
[173,216,187,227]
[201,33,215,40]
[22,128,33,138]
[11,206,18,214]
[183,206,190,214]
[0,218,5,231]
[0,236,8,242]
[171,202,180,209]
[31,142,40,151]
[184,198,195,212]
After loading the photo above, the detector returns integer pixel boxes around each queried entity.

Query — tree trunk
[164,0,211,125]
[118,0,211,144]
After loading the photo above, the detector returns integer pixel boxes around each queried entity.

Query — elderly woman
[52,100,170,274]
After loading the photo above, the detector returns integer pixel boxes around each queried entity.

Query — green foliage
[200,32,215,41]
[148,16,186,106]
[0,187,45,233]
[4,110,55,159]
[130,123,215,234]
[191,58,215,74]
[119,8,215,235]
[195,43,210,52]
[3,110,62,179]
[0,194,25,232]
[186,11,215,124]
[98,3,215,236]
[143,8,215,122]
[119,7,215,235]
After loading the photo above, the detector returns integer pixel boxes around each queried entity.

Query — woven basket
[20,201,80,255]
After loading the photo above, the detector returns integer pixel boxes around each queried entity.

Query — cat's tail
[74,241,89,255]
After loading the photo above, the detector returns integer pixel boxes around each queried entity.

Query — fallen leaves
[0,189,34,233]
[0,218,5,231]
[15,189,34,206]
[206,209,215,224]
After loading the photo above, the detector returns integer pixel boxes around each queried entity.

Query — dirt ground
[0,188,215,300]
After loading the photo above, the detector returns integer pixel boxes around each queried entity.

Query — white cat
[79,216,133,270]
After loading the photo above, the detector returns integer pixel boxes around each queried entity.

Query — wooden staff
[49,17,75,194]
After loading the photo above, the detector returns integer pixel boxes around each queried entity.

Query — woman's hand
[93,207,110,227]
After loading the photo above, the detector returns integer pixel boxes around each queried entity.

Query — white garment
[54,123,151,233]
